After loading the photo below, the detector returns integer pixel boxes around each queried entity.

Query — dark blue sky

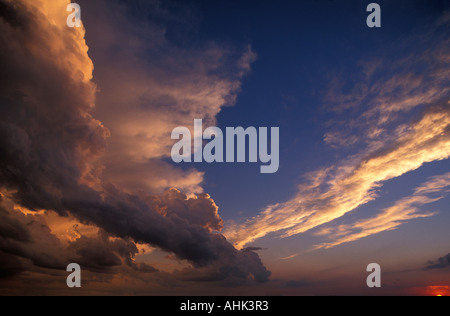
[82,0,450,294]
[171,0,450,220]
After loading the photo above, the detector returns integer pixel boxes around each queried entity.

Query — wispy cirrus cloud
[227,103,450,249]
[314,172,450,250]
[225,13,450,250]
[324,14,450,149]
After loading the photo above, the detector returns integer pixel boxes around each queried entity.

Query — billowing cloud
[77,0,256,194]
[0,0,270,289]
[0,200,66,274]
[0,195,155,277]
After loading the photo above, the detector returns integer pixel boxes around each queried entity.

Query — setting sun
[425,286,450,297]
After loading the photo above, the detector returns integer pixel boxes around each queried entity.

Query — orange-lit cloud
[314,172,450,249]
[0,0,270,288]
[323,15,450,149]
[78,0,256,194]
[225,14,450,250]
[226,103,450,250]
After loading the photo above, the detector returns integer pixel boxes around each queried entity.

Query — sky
[0,0,449,296]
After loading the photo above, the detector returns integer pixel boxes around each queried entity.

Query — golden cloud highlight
[226,104,450,250]
[314,172,450,249]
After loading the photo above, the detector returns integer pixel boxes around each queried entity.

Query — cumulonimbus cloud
[77,0,257,195]
[0,0,270,285]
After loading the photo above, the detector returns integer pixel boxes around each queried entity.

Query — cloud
[323,14,450,148]
[0,193,159,281]
[425,253,450,270]
[0,0,269,288]
[0,198,68,274]
[69,232,136,273]
[225,12,450,249]
[77,0,256,194]
[226,102,450,249]
[313,172,450,250]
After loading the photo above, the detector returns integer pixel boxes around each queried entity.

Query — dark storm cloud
[0,197,157,277]
[0,0,24,27]
[425,253,450,270]
[0,205,31,243]
[176,246,271,283]
[0,201,67,273]
[69,236,127,272]
[0,0,270,283]
[0,251,27,278]
[68,230,160,274]
[243,247,266,252]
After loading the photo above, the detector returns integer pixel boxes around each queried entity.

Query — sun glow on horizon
[426,286,450,297]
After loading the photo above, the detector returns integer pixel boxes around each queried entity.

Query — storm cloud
[0,0,270,287]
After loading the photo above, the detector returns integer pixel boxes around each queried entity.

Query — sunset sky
[0,0,449,296]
